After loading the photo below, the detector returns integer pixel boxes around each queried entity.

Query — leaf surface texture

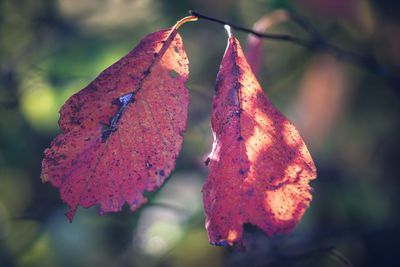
[41,29,189,221]
[203,33,316,246]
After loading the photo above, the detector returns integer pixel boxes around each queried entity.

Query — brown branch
[189,10,398,92]
[189,10,310,47]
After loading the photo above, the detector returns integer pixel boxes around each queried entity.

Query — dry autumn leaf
[41,24,192,221]
[203,27,316,246]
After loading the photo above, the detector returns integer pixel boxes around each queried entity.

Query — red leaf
[41,28,189,221]
[203,30,316,246]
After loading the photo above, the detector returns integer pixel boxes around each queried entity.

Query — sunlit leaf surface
[203,30,316,246]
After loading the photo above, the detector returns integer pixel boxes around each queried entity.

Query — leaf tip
[65,210,75,222]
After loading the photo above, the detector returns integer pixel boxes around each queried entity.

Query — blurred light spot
[133,172,203,256]
[19,70,59,131]
[0,168,32,217]
[5,220,39,254]
[141,219,183,256]
[154,172,203,216]
[46,209,104,266]
[18,232,55,266]
[134,207,184,256]
[57,0,163,32]
[0,202,11,240]
[166,230,224,267]
[289,56,349,149]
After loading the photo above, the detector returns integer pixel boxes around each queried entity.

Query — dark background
[1,0,399,266]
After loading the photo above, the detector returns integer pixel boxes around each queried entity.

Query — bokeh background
[1,0,400,266]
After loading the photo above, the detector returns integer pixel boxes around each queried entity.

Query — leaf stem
[172,15,198,31]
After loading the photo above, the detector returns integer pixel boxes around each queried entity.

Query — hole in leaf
[119,93,133,107]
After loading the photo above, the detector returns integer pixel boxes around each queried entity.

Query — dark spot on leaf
[174,46,179,53]
[237,136,243,141]
[215,77,223,96]
[159,170,165,176]
[205,157,210,166]
[111,98,120,105]
[227,88,238,106]
[239,168,249,175]
[99,122,110,130]
[215,241,228,246]
[169,70,179,78]
[101,127,116,143]
[246,188,254,196]
[256,91,270,106]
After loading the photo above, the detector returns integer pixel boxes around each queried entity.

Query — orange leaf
[203,29,316,246]
[41,28,189,221]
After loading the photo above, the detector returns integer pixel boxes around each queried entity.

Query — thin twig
[287,11,323,40]
[189,10,310,47]
[189,10,397,91]
[329,248,354,267]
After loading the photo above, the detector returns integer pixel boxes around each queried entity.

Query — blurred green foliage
[1,0,400,266]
